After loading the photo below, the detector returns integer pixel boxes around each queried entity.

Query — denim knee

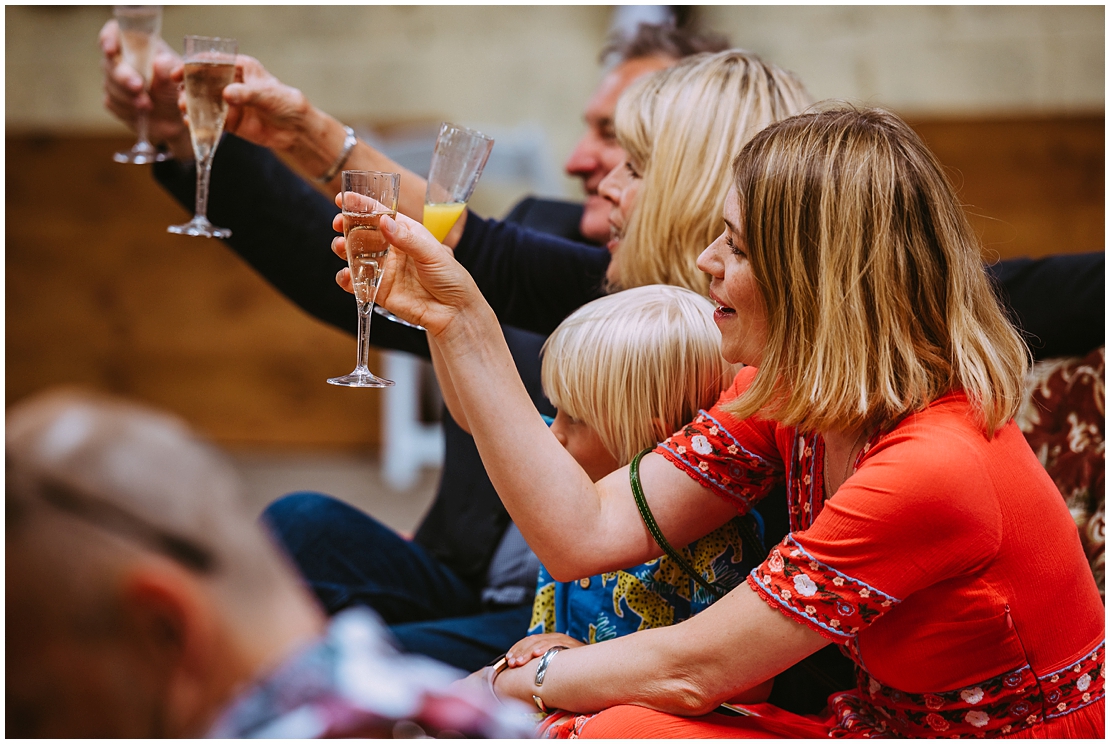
[261,491,350,545]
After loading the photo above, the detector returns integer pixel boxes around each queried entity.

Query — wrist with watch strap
[485,653,510,704]
[315,124,357,184]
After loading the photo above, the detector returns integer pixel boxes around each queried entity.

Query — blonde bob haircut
[613,49,812,295]
[726,106,1030,436]
[541,285,735,466]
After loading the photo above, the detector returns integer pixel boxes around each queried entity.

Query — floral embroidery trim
[826,639,1105,738]
[656,410,779,513]
[748,535,900,640]
[786,432,824,533]
[1038,640,1105,720]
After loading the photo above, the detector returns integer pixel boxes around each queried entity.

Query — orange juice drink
[423,202,467,242]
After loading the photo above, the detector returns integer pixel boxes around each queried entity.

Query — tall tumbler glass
[375,122,494,329]
[328,170,400,388]
[112,5,168,164]
[167,35,237,238]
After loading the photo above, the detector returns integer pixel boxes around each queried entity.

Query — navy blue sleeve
[502,196,587,243]
[453,212,611,336]
[152,134,431,359]
[987,253,1105,361]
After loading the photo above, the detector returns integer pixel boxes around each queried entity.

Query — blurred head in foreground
[5,388,324,736]
[6,389,530,738]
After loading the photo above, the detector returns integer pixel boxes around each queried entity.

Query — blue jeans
[262,492,531,672]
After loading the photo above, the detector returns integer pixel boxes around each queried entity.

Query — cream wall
[703,5,1104,116]
[6,4,611,208]
[6,5,1105,205]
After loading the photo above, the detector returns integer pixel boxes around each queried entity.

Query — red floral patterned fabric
[656,409,781,514]
[1016,347,1105,601]
[651,367,1104,738]
[825,641,1104,737]
[750,535,900,641]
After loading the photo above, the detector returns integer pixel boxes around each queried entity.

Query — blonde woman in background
[598,51,811,295]
[331,49,813,308]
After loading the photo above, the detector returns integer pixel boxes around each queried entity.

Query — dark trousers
[262,492,531,672]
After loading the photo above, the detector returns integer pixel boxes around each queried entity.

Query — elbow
[538,549,603,583]
[655,675,772,718]
[658,677,721,717]
[543,560,590,584]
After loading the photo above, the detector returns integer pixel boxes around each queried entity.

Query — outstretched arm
[428,337,469,433]
[167,54,463,245]
[375,212,737,579]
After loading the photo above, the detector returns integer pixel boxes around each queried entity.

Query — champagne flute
[373,122,494,329]
[112,6,168,164]
[167,35,237,238]
[328,170,400,388]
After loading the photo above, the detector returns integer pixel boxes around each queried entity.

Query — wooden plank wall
[5,115,1104,451]
[909,116,1104,261]
[6,134,383,450]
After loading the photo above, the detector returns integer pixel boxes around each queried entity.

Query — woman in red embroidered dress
[370,107,1104,738]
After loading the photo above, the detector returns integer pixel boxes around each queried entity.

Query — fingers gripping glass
[373,122,494,330]
[328,170,400,388]
[167,35,237,239]
[112,6,169,164]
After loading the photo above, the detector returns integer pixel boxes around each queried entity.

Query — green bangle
[630,447,726,599]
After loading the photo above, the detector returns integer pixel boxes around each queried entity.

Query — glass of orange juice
[375,122,494,330]
[423,122,495,241]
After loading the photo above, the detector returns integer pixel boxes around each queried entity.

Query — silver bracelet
[316,124,357,184]
[532,645,567,714]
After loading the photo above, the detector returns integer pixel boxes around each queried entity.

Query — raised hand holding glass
[167,35,237,238]
[328,170,400,388]
[112,6,168,164]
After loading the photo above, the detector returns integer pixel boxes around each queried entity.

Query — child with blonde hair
[434,284,768,699]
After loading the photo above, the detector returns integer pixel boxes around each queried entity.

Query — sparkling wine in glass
[328,170,400,388]
[168,35,237,239]
[374,122,494,330]
[112,6,168,164]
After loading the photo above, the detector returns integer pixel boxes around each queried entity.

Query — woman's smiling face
[597,158,643,286]
[696,188,768,367]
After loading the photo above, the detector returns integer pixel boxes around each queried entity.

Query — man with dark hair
[512,22,731,242]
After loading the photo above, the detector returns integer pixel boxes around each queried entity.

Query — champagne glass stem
[135,108,152,149]
[355,300,374,372]
[194,155,214,222]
